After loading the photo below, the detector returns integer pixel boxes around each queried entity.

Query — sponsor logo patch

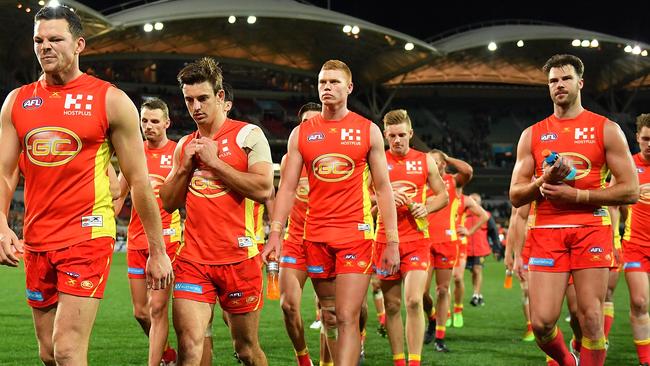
[280,256,297,264]
[228,291,243,299]
[357,223,371,232]
[588,247,603,254]
[80,280,94,290]
[529,257,555,267]
[82,215,103,228]
[26,289,44,301]
[624,262,642,269]
[540,132,558,141]
[307,265,324,274]
[22,97,43,110]
[307,132,325,142]
[128,267,145,275]
[174,282,203,294]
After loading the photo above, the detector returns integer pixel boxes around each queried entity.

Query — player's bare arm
[107,86,172,289]
[0,89,23,267]
[112,171,130,215]
[509,203,530,279]
[368,123,400,272]
[160,135,194,212]
[446,153,473,188]
[194,127,273,203]
[264,126,303,263]
[423,153,449,214]
[509,127,543,207]
[463,196,489,236]
[540,120,639,205]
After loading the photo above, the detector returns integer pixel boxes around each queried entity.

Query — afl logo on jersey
[313,153,354,182]
[540,132,557,142]
[22,97,43,110]
[189,171,230,198]
[25,127,82,167]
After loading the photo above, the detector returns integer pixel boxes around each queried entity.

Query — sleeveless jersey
[623,153,650,246]
[127,140,181,250]
[376,148,429,243]
[530,110,611,227]
[427,174,460,243]
[297,112,374,243]
[284,166,309,243]
[12,74,115,251]
[180,119,265,264]
[467,211,491,257]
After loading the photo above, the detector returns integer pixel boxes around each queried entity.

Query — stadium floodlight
[38,0,45,5]
[633,45,642,55]
[46,0,60,7]
[488,42,497,51]
[517,40,524,47]
[25,7,31,12]
[624,45,633,53]
[571,39,581,47]
[642,50,648,57]
[590,39,599,48]
[143,23,153,32]
[154,22,163,30]
[581,40,590,47]
[247,15,256,24]
[351,26,360,35]
[228,15,236,24]
[404,42,414,51]
[342,25,352,33]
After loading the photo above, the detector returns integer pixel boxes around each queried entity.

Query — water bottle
[503,269,513,289]
[266,260,280,300]
[542,149,576,180]
[407,202,428,232]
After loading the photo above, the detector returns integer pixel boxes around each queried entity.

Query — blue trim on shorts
[174,282,203,294]
[624,262,642,269]
[26,289,44,301]
[529,257,555,267]
[280,256,297,264]
[127,267,145,275]
[307,265,324,274]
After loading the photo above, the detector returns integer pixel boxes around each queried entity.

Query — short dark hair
[177,57,223,94]
[35,5,84,39]
[298,102,321,120]
[223,82,234,103]
[141,98,169,120]
[637,113,650,133]
[542,54,584,78]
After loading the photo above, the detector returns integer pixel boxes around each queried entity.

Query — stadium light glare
[46,0,60,7]
[38,0,45,6]
[342,25,352,33]
[624,45,632,52]
[143,23,153,32]
[590,39,599,48]
[581,40,590,47]
[571,39,581,47]
[488,42,497,51]
[154,22,163,30]
[516,40,524,47]
[404,42,414,51]
[25,7,31,12]
[228,15,236,24]
[633,45,642,55]
[351,25,360,35]
[642,50,648,57]
[247,15,256,24]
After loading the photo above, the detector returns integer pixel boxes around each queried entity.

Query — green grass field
[0,253,638,365]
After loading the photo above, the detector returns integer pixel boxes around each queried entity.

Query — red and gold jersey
[530,110,611,227]
[12,74,115,251]
[127,140,181,250]
[284,166,308,243]
[180,119,265,264]
[376,148,429,243]
[297,112,374,243]
[623,153,650,246]
[467,211,491,257]
[427,174,461,243]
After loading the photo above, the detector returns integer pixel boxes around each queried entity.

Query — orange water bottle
[266,259,280,300]
[503,269,513,289]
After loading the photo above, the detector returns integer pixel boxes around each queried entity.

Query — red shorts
[304,239,374,279]
[430,240,459,269]
[374,239,430,280]
[127,242,180,279]
[24,237,114,308]
[527,226,614,272]
[455,243,468,268]
[521,240,532,271]
[622,241,650,272]
[280,239,306,271]
[173,255,264,314]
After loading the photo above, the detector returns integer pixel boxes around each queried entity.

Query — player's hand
[540,182,577,203]
[146,251,174,290]
[0,229,22,267]
[512,255,525,282]
[542,156,573,183]
[613,246,620,266]
[181,139,199,170]
[456,226,469,237]
[262,232,282,265]
[381,243,400,275]
[392,189,409,207]
[408,202,428,219]
[194,137,220,168]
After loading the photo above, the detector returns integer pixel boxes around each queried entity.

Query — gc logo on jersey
[639,183,650,204]
[25,127,82,167]
[189,171,230,198]
[312,153,354,182]
[391,180,417,199]
[295,177,309,202]
[550,152,591,180]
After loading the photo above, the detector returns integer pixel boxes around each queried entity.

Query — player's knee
[149,301,168,320]
[436,284,449,297]
[177,333,204,363]
[404,295,423,313]
[280,295,300,317]
[133,305,149,325]
[335,307,359,328]
[52,341,78,365]
[233,340,256,364]
[38,346,55,366]
[531,319,555,335]
[320,306,337,329]
[630,295,648,315]
[384,298,401,315]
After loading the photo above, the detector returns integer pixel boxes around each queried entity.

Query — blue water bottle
[542,149,576,180]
